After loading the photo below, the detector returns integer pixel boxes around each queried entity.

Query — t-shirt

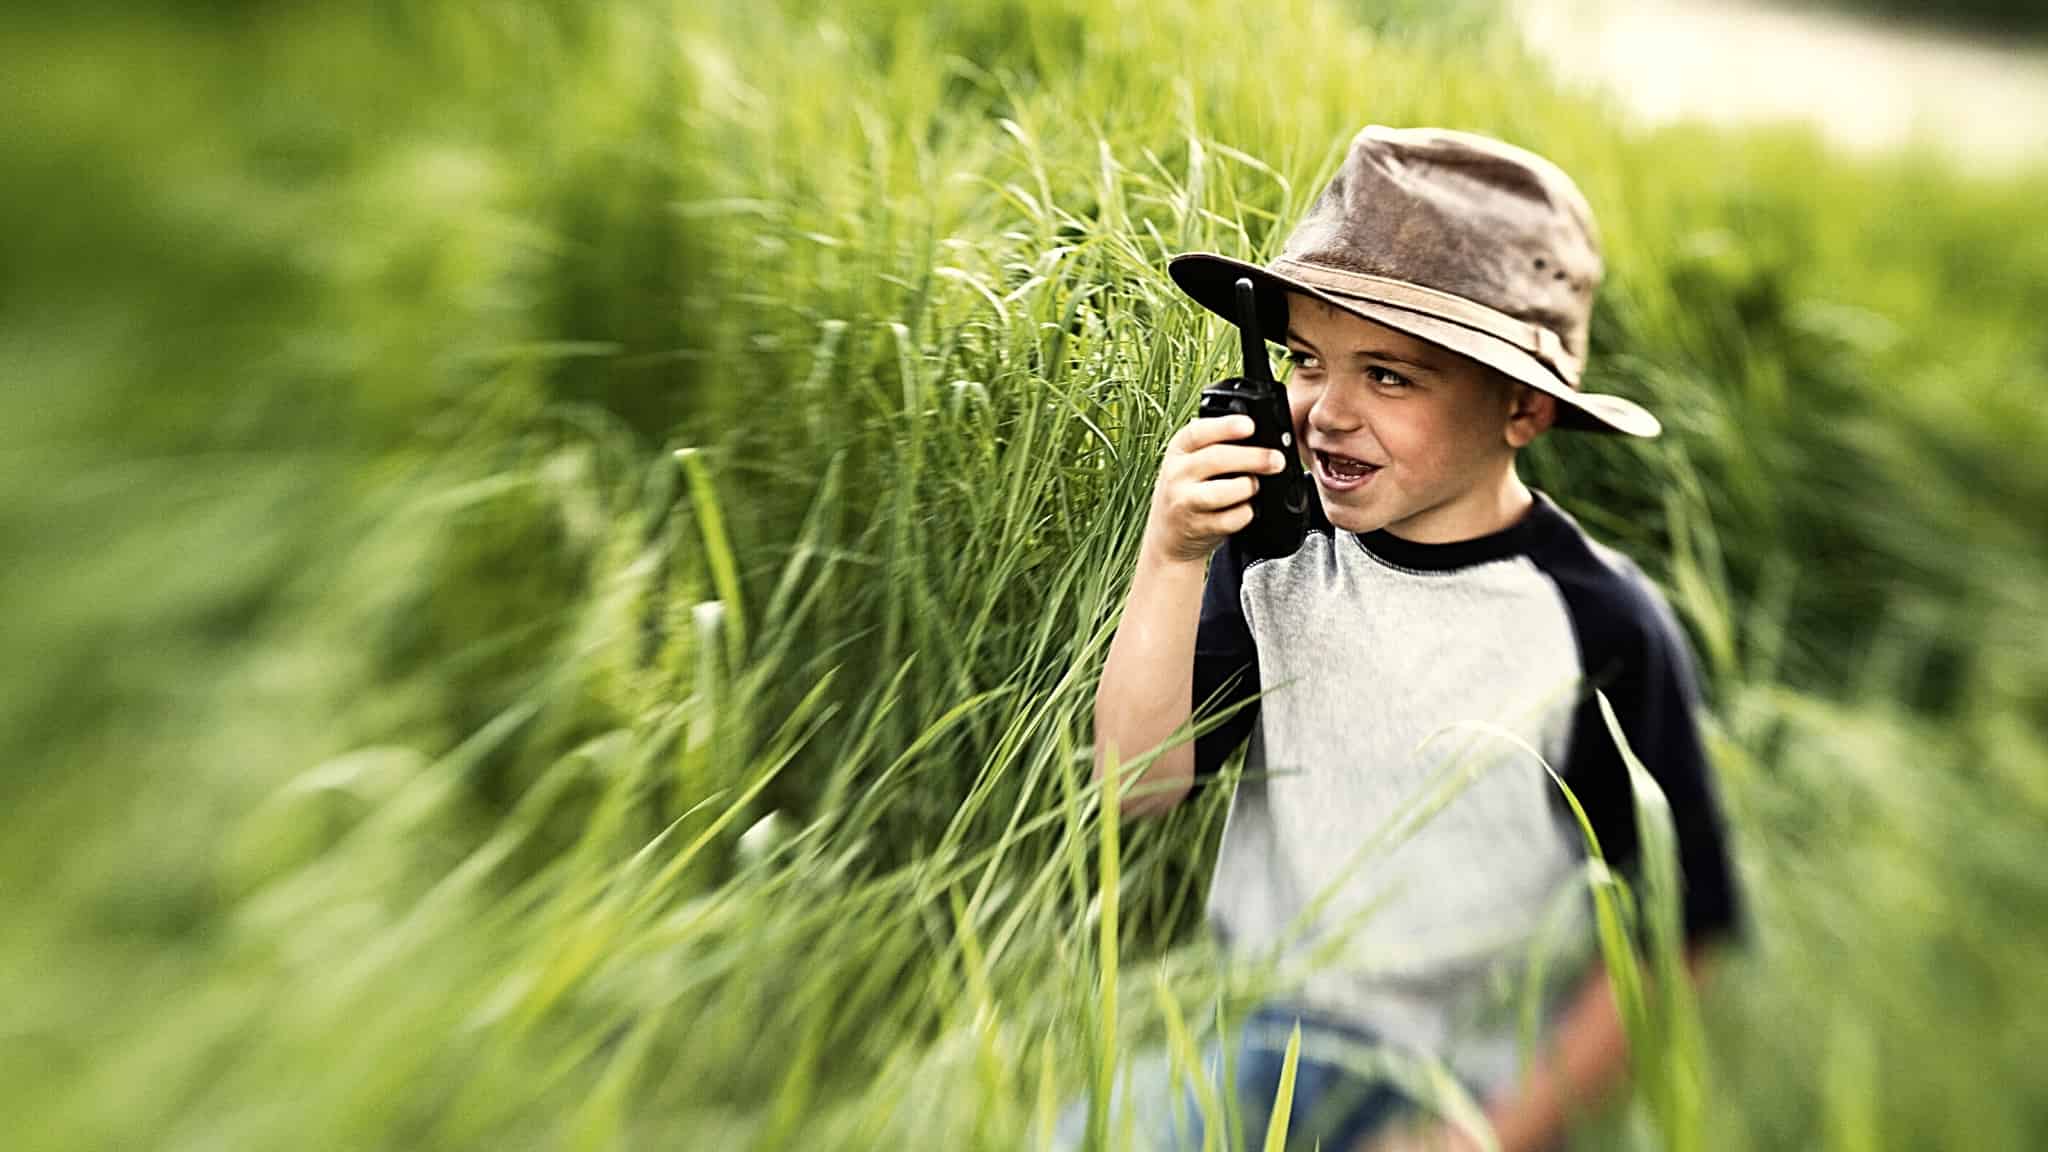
[1191,486,1742,1094]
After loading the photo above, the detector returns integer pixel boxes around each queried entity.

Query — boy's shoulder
[1517,494,1702,693]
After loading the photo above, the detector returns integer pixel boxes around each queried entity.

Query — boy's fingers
[1185,475,1259,512]
[1189,443,1289,480]
[1176,414,1257,453]
[1200,503,1256,536]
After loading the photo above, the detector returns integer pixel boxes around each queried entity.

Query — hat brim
[1168,252,1661,439]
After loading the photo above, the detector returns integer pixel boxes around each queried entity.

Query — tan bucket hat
[1170,124,1660,438]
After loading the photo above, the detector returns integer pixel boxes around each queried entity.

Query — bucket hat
[1170,124,1659,438]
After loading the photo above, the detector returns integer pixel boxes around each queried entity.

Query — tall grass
[3,0,2046,1149]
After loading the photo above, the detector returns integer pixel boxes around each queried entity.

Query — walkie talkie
[1198,277,1311,561]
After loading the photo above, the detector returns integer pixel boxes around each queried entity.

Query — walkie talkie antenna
[1234,277,1271,383]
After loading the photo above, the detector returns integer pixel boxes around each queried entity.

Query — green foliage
[4,1,2047,1150]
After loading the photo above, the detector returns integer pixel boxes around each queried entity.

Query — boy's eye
[1283,348,1321,372]
[1366,365,1412,389]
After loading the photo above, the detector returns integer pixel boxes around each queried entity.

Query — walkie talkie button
[1281,432,1292,447]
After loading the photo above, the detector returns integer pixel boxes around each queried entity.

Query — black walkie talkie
[1198,277,1311,561]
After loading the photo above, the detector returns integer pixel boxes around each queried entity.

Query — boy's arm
[1094,416,1278,818]
[1450,580,1743,1150]
[1450,570,1743,1150]
[1471,958,1633,1152]
[1367,551,1747,1151]
[1092,544,1208,817]
[1363,948,1725,1152]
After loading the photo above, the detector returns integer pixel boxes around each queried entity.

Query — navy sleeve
[1192,535,1261,784]
[1557,560,1745,949]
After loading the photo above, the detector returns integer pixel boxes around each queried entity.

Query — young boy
[1090,126,1744,1151]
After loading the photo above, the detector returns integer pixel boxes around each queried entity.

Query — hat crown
[1279,125,1603,366]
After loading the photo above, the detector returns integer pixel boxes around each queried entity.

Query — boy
[1090,126,1744,1151]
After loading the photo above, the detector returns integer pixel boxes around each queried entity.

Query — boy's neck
[1383,467,1536,545]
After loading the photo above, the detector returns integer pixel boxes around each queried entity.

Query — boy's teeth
[1322,452,1373,478]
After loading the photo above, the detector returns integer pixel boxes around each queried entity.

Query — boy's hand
[1141,415,1290,568]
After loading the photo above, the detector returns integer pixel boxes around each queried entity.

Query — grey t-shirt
[1191,487,1741,1094]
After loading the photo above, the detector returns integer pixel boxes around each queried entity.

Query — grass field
[4,1,2046,1148]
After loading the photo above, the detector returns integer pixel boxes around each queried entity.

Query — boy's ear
[1504,380,1557,448]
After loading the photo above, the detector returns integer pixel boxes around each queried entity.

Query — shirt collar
[1349,488,1566,573]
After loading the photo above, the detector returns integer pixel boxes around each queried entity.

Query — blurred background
[3,1,2044,1148]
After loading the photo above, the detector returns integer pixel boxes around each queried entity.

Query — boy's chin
[1320,500,1395,536]
[1320,485,1432,538]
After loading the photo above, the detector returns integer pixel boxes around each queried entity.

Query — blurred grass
[2,1,2046,1149]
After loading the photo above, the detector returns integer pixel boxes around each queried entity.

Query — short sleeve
[1563,572,1745,948]
[1192,535,1262,785]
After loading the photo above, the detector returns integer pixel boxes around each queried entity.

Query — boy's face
[1281,293,1556,542]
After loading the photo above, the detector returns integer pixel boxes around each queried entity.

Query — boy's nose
[1307,382,1368,436]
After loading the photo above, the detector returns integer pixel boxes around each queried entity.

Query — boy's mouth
[1314,450,1381,492]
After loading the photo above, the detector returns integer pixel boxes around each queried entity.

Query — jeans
[1051,1002,1452,1152]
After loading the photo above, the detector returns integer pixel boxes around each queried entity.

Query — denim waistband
[1242,1001,1386,1049]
